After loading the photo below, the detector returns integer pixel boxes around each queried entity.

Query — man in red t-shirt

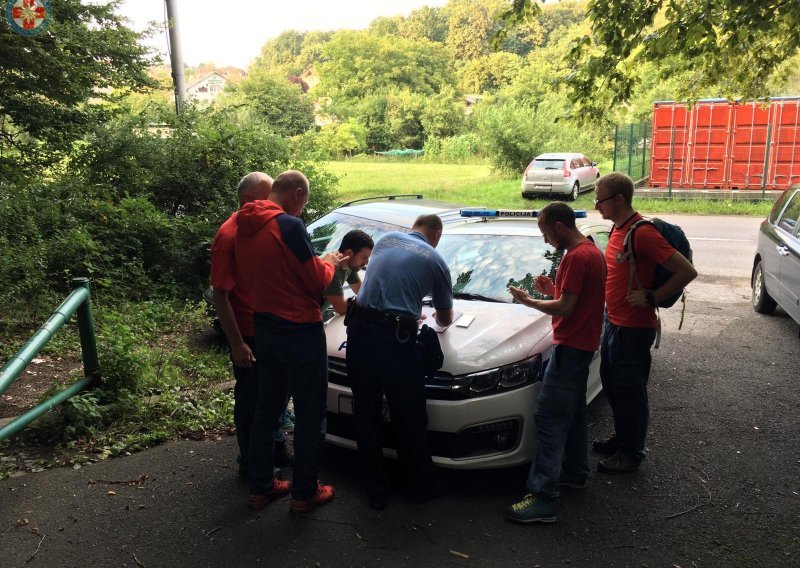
[211,172,296,474]
[593,173,696,474]
[506,202,606,524]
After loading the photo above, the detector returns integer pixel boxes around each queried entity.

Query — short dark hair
[539,202,577,229]
[596,172,635,205]
[339,229,374,253]
[412,214,443,232]
[271,170,309,195]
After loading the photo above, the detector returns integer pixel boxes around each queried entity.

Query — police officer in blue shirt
[345,214,454,510]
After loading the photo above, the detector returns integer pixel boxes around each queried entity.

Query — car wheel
[752,260,777,314]
[570,182,579,201]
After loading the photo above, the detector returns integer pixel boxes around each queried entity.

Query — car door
[577,156,592,187]
[776,191,800,322]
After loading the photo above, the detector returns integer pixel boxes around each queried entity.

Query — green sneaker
[505,494,557,524]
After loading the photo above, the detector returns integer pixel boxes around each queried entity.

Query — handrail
[0,277,100,441]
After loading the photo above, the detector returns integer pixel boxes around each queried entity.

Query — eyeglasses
[594,194,618,206]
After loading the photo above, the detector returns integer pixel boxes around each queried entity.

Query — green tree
[229,70,314,137]
[316,119,369,158]
[420,87,467,138]
[399,6,448,43]
[444,0,504,60]
[0,0,154,180]
[459,52,524,94]
[316,31,453,101]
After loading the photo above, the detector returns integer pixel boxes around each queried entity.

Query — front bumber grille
[327,357,522,459]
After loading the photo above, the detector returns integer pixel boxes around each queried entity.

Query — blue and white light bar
[460,209,587,219]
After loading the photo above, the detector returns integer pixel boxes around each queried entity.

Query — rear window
[531,159,564,170]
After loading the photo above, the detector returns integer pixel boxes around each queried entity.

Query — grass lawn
[323,161,776,216]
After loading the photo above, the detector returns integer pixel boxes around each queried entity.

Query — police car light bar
[460,209,588,219]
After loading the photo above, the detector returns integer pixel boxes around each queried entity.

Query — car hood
[326,300,553,376]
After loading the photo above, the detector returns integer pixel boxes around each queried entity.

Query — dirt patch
[0,355,83,420]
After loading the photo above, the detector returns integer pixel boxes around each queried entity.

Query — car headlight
[426,354,542,400]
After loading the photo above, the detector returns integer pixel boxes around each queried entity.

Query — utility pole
[165,0,186,114]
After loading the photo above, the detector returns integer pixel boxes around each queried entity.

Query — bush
[475,95,611,174]
[422,134,481,163]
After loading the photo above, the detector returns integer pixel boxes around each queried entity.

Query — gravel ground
[0,271,798,568]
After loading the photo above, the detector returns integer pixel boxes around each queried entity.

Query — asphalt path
[1,214,798,568]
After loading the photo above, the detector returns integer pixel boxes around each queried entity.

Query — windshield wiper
[453,292,504,303]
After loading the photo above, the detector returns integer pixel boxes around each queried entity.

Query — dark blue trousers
[232,337,287,468]
[526,344,593,501]
[600,316,657,461]
[346,316,435,496]
[249,314,327,500]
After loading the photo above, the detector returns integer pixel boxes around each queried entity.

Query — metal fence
[613,123,651,182]
[0,277,100,441]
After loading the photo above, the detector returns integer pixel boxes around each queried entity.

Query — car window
[532,159,564,170]
[437,234,562,303]
[589,230,610,253]
[570,159,582,169]
[580,157,591,167]
[777,192,800,235]
[769,189,797,224]
[307,212,405,255]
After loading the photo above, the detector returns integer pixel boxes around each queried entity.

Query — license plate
[338,394,390,421]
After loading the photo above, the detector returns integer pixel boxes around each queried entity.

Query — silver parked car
[752,186,800,325]
[521,153,600,201]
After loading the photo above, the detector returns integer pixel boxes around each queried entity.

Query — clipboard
[420,307,463,333]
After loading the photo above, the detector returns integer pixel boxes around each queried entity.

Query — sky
[114,0,449,70]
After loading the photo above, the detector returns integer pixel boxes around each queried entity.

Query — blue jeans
[527,344,594,502]
[249,314,328,500]
[599,316,657,461]
[232,337,285,468]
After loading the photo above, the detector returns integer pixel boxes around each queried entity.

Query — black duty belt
[347,301,418,343]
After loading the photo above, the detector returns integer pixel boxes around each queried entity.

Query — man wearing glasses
[592,173,696,473]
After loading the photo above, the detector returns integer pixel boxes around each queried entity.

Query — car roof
[331,197,471,228]
[534,153,585,160]
[328,196,608,235]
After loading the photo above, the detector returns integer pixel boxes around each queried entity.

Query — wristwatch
[645,290,656,307]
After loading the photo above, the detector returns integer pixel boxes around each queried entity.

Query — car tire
[570,182,580,201]
[752,260,777,314]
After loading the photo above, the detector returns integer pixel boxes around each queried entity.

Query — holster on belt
[346,301,418,343]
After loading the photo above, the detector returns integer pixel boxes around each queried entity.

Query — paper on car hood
[325,300,553,376]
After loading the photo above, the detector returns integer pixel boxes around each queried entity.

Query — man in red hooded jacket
[235,170,346,514]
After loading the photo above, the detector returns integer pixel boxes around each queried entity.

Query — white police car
[308,196,610,469]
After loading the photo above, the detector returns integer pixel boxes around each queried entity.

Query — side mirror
[591,162,597,167]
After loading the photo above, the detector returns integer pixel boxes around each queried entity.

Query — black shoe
[274,440,295,467]
[367,490,390,510]
[597,451,641,474]
[592,437,619,456]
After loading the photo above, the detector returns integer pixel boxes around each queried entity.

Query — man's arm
[434,308,454,327]
[627,251,697,307]
[212,288,254,368]
[509,286,580,318]
[350,282,361,294]
[326,294,349,316]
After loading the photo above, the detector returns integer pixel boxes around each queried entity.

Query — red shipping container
[649,98,800,190]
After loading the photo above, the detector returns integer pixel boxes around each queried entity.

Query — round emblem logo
[5,0,51,37]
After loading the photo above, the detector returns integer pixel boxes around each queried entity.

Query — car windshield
[532,159,564,170]
[307,212,405,255]
[436,234,563,303]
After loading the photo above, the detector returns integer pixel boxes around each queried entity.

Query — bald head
[412,214,444,248]
[237,172,273,206]
[269,170,310,217]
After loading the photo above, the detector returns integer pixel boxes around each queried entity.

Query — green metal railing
[613,123,652,182]
[0,277,100,441]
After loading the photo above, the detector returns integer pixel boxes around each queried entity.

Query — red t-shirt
[605,213,676,329]
[552,239,607,352]
[210,212,255,337]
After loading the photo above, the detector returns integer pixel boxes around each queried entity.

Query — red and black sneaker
[247,478,291,510]
[290,482,335,514]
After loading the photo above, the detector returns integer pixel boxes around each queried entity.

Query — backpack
[617,217,693,308]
